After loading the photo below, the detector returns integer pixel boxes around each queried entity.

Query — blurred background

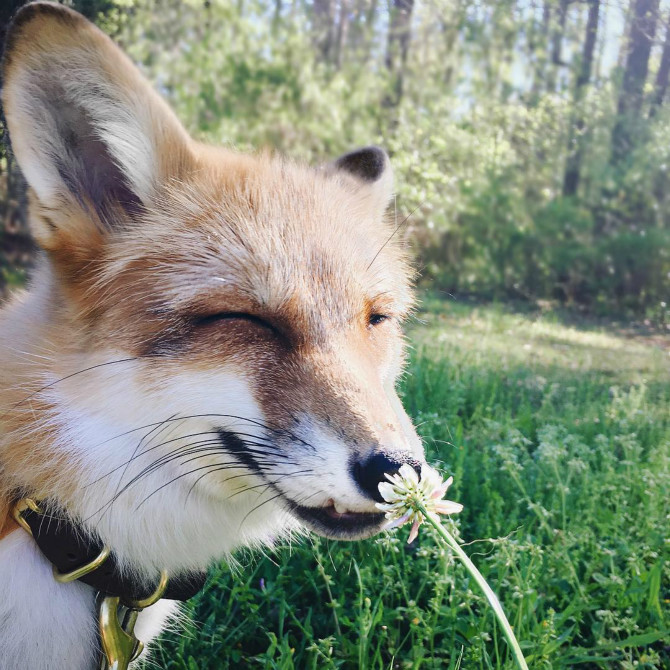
[1,0,670,322]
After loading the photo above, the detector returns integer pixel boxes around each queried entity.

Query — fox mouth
[289,502,386,540]
[216,429,386,539]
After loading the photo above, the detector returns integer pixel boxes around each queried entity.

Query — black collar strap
[19,503,207,602]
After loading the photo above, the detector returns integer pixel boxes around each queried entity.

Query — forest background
[1,0,670,322]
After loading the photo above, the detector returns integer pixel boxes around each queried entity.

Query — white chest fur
[0,530,177,670]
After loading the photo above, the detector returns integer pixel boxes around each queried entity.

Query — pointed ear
[330,146,394,216]
[1,2,193,250]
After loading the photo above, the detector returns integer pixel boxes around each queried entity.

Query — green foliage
[102,0,386,158]
[422,182,670,314]
[150,298,670,669]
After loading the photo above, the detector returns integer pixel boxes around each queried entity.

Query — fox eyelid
[193,312,279,335]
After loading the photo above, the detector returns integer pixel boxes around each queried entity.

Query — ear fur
[331,146,394,217]
[1,2,193,249]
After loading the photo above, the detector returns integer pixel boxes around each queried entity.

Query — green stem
[317,560,342,638]
[416,504,529,670]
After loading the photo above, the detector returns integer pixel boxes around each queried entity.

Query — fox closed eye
[196,312,391,330]
[193,312,280,335]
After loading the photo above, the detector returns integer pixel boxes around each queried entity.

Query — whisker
[134,462,249,509]
[189,468,315,502]
[106,412,180,520]
[103,440,233,499]
[85,429,285,485]
[3,357,138,417]
[92,430,297,517]
[84,431,222,486]
[366,202,424,272]
[79,412,312,454]
[237,490,287,529]
[86,458,244,521]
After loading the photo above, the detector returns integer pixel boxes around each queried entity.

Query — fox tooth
[333,501,348,514]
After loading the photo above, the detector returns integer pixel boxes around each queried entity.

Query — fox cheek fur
[0,2,424,668]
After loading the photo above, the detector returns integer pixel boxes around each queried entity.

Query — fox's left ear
[1,2,193,252]
[330,146,394,216]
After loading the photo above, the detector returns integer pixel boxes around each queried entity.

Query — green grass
[152,296,670,669]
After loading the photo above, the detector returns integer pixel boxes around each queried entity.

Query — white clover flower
[376,463,463,543]
[376,464,528,669]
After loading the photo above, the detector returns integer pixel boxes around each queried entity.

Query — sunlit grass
[413,296,669,383]
[151,296,670,669]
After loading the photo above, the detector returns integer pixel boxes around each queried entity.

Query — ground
[152,295,669,670]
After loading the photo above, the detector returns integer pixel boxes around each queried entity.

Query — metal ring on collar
[124,569,169,609]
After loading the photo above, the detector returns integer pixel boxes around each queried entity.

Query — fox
[0,2,425,669]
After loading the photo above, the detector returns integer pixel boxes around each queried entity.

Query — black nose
[352,452,422,502]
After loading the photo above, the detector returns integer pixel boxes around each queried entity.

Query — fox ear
[331,146,394,216]
[1,2,192,250]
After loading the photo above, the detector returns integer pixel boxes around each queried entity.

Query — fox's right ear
[1,2,193,251]
[330,146,394,219]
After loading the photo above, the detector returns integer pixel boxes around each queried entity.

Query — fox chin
[0,2,424,669]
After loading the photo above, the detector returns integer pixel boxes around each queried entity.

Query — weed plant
[152,297,669,669]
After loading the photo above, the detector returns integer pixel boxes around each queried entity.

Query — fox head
[0,2,424,576]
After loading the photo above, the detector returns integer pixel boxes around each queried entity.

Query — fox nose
[352,452,422,502]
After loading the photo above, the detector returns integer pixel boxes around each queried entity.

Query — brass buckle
[53,545,112,583]
[11,497,42,534]
[12,496,112,583]
[98,570,169,670]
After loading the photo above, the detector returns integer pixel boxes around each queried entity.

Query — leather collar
[19,503,207,602]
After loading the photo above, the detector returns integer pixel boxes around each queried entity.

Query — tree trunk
[563,0,600,196]
[313,0,335,63]
[611,0,660,165]
[529,2,552,101]
[383,0,415,109]
[441,1,463,88]
[550,0,570,65]
[351,0,378,63]
[365,0,379,34]
[650,14,670,117]
[334,0,350,69]
[547,0,570,92]
[272,0,282,33]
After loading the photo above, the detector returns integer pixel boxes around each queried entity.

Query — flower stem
[416,503,529,670]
